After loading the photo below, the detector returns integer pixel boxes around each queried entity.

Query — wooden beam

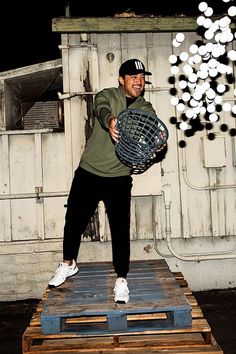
[52,16,204,33]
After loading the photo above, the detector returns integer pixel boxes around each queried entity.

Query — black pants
[63,166,133,278]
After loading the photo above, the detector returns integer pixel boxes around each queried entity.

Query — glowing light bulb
[175,32,185,43]
[179,121,189,130]
[169,54,178,64]
[189,44,199,54]
[176,103,186,112]
[204,7,213,17]
[170,66,179,75]
[172,39,181,47]
[228,6,236,17]
[179,51,189,62]
[170,96,179,106]
[228,50,236,61]
[182,92,191,101]
[179,80,187,89]
[231,105,236,114]
[222,102,231,112]
[198,2,208,12]
[217,84,226,94]
[209,113,218,122]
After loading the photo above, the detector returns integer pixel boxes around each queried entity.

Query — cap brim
[144,71,152,76]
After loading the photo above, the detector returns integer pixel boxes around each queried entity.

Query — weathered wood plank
[22,263,222,354]
[52,15,236,33]
[41,260,192,335]
[51,16,205,33]
[22,321,221,353]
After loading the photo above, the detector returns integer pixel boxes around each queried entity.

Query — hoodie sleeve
[94,89,114,130]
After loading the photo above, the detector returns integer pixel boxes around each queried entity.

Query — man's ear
[118,76,124,86]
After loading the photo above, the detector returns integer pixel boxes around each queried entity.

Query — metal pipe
[154,186,236,261]
[0,128,53,136]
[181,147,236,191]
[0,191,68,200]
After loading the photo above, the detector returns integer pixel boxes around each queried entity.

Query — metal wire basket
[115,108,169,173]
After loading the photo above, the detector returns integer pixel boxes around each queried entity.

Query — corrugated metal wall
[0,31,236,299]
[1,31,236,244]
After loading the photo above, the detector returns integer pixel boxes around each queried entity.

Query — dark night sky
[0,0,229,72]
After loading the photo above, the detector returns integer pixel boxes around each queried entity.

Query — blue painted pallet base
[41,259,192,335]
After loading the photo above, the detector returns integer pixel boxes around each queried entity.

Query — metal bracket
[35,186,43,203]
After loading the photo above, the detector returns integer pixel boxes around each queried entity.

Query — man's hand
[108,116,119,143]
[156,143,167,152]
[150,143,167,159]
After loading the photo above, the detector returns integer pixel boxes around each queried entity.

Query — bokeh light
[169,0,236,136]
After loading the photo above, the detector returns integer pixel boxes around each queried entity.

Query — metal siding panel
[134,196,155,240]
[0,200,11,242]
[42,134,67,191]
[202,136,226,168]
[153,195,166,240]
[1,30,236,247]
[44,197,67,239]
[8,135,37,240]
[9,135,35,193]
[11,199,38,241]
[132,163,163,196]
[0,135,11,241]
[42,133,67,239]
[92,33,122,89]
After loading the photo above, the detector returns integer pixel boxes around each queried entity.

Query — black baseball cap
[119,59,152,78]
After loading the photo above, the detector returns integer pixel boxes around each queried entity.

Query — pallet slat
[22,260,223,354]
[41,260,192,335]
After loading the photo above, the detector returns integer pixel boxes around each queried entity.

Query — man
[48,58,156,304]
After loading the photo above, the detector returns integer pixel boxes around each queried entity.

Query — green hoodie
[80,86,156,177]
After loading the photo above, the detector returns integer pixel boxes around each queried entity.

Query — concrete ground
[0,288,235,354]
[194,288,236,354]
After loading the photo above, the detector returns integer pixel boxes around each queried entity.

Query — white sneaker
[113,277,129,304]
[48,260,78,288]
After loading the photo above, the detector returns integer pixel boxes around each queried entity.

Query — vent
[23,101,63,130]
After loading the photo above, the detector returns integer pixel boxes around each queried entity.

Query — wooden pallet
[22,261,223,354]
[41,260,192,335]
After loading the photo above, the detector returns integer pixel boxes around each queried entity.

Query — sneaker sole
[114,295,129,304]
[115,300,128,304]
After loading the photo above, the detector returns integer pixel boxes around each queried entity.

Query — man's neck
[126,96,137,108]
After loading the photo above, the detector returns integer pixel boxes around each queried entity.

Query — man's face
[119,74,145,98]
